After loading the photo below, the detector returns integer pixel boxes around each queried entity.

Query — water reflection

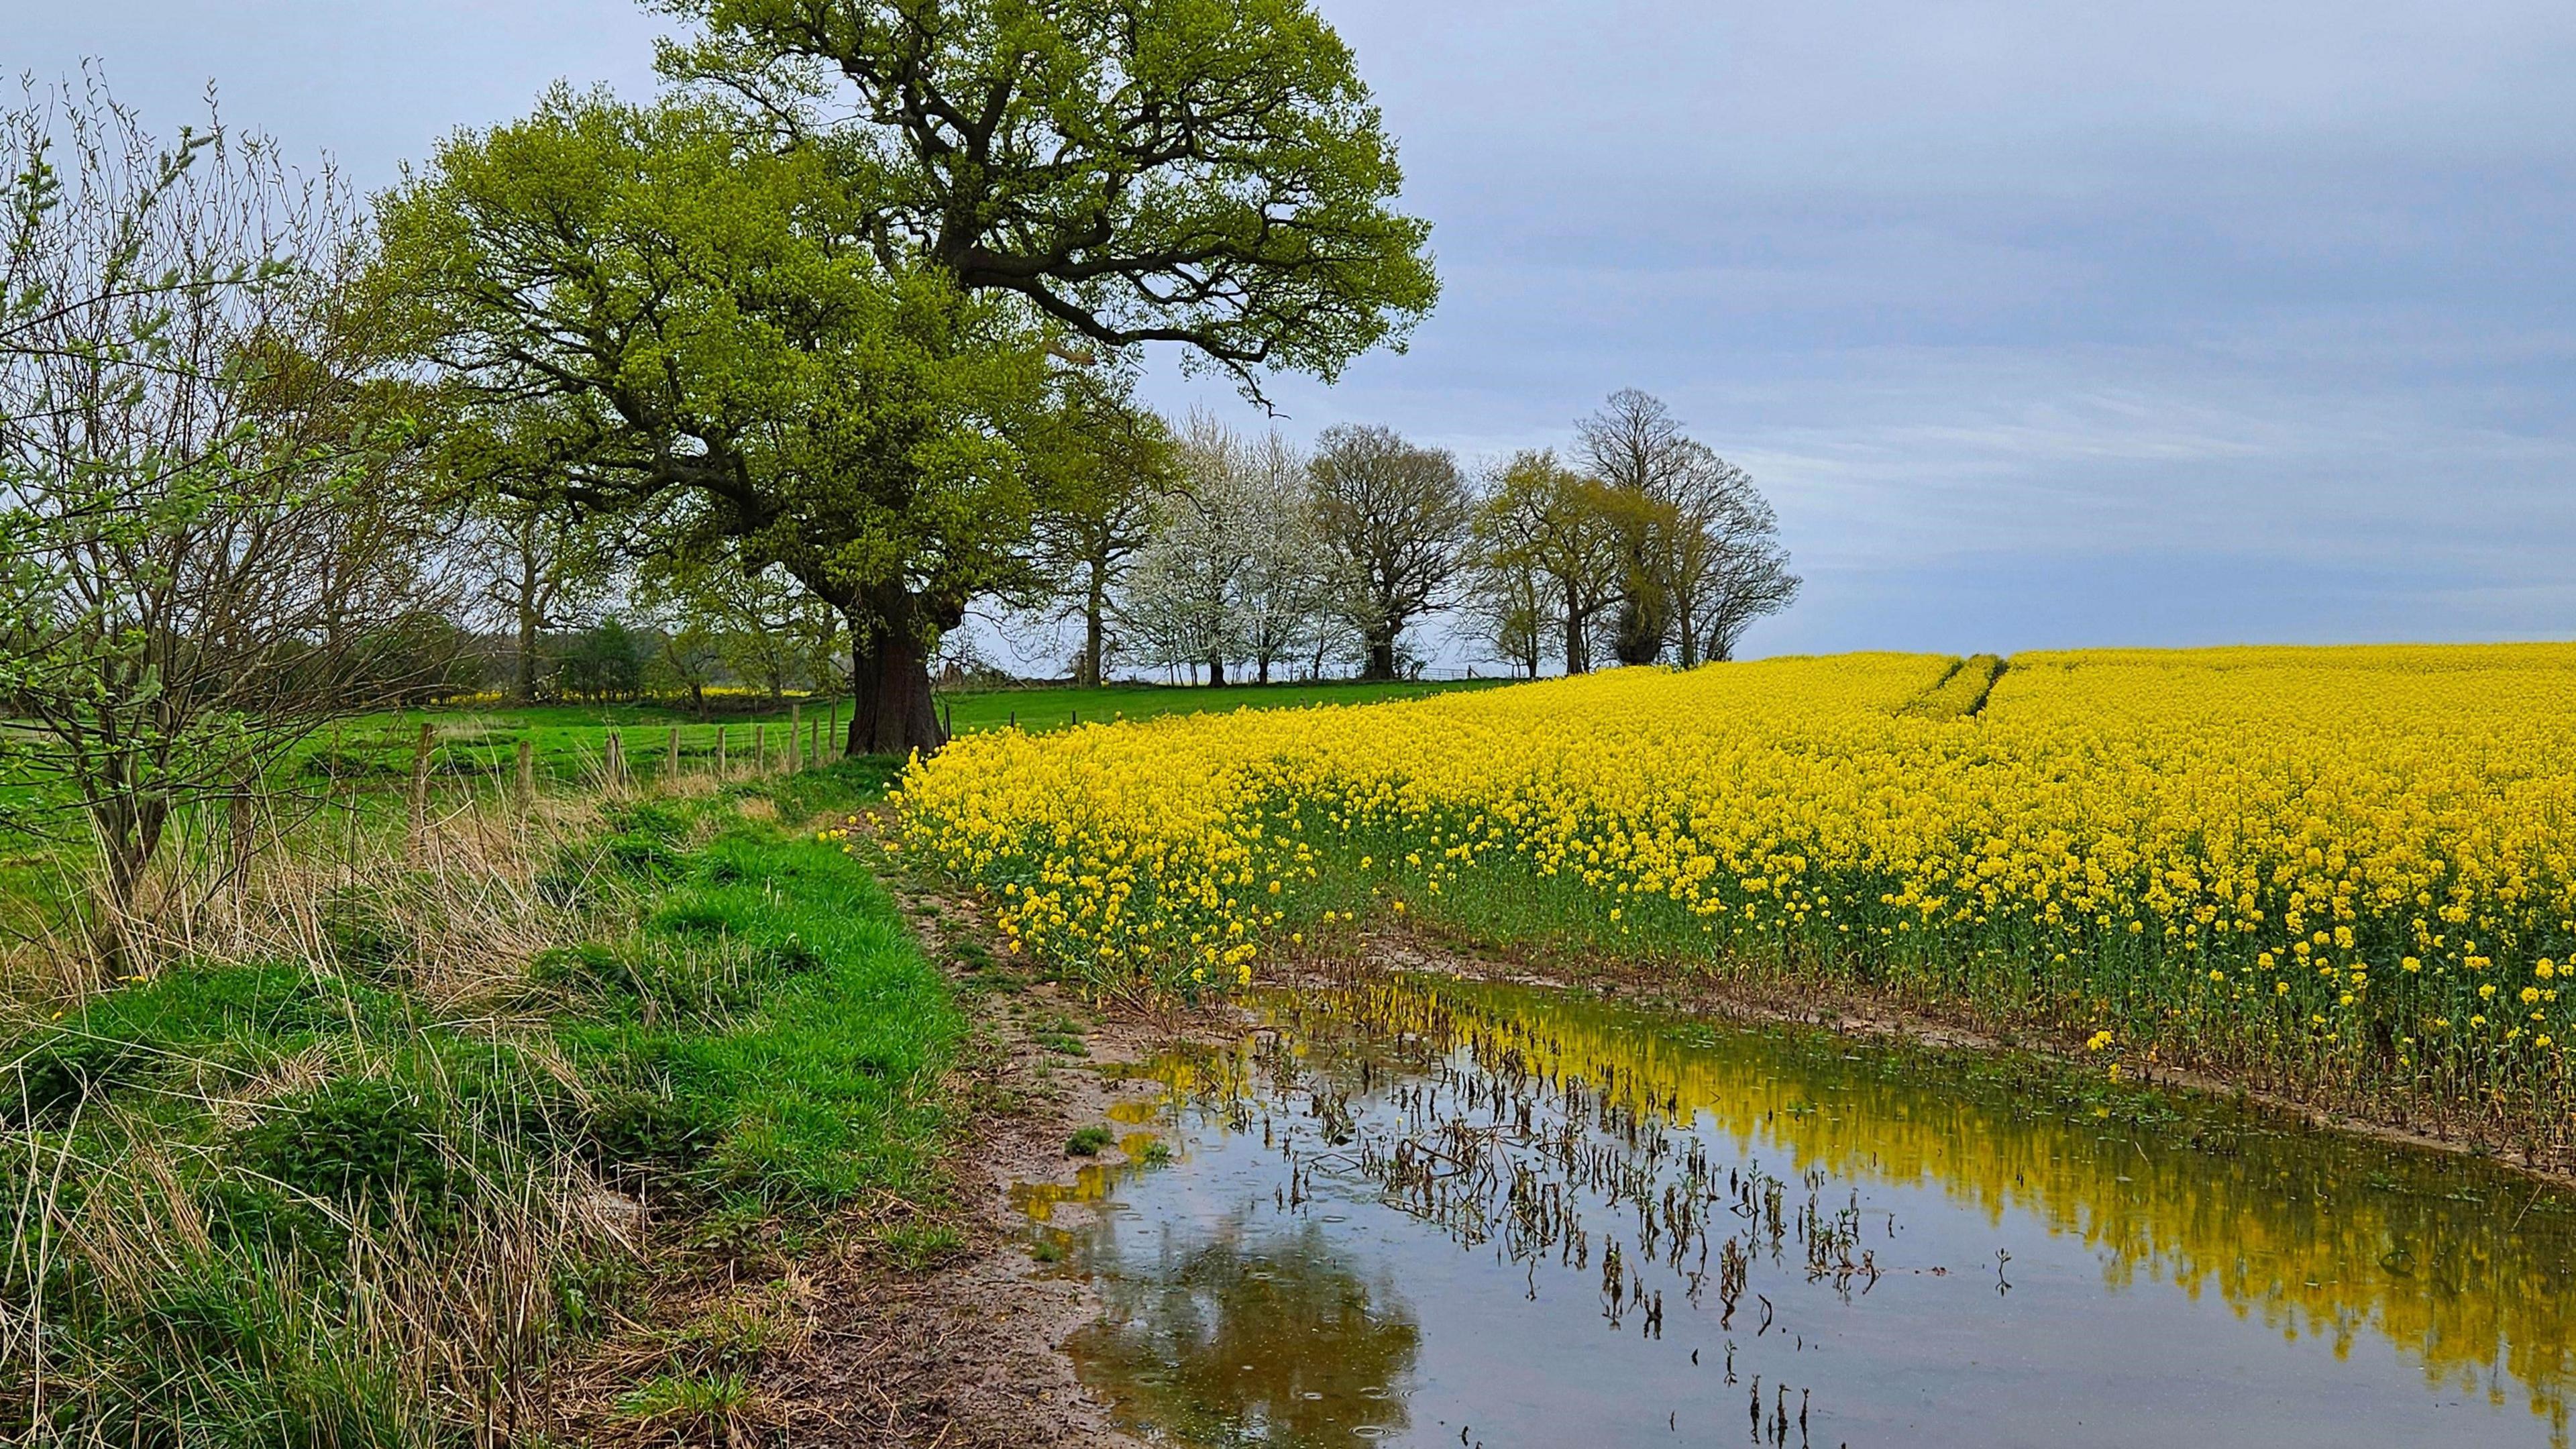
[1421,980,2576,1424]
[1073,1216,1421,1448]
[1032,976,2576,1447]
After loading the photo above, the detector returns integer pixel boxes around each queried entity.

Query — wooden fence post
[666,727,680,779]
[515,739,535,806]
[409,723,435,837]
[402,722,434,866]
[827,700,840,761]
[716,724,729,777]
[755,722,767,772]
[605,729,627,791]
[789,702,803,771]
[229,765,258,903]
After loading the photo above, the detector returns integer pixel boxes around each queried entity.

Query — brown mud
[745,845,1246,1447]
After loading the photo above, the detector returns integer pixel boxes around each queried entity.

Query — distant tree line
[417,610,849,710]
[336,377,1803,702]
[1017,388,1797,686]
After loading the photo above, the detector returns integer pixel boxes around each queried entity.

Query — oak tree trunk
[849,629,948,757]
[1364,631,1398,682]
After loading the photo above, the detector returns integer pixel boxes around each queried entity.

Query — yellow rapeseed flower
[893,645,2576,1100]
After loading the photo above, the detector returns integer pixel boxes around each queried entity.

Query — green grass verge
[0,757,947,1444]
[549,794,951,1204]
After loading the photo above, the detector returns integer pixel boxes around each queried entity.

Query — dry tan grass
[0,775,701,1442]
[21,1088,638,1444]
[657,773,721,802]
[0,743,888,1443]
[3,785,609,1015]
[202,1040,354,1132]
[55,1133,216,1312]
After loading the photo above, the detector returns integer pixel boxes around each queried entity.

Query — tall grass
[0,758,949,1445]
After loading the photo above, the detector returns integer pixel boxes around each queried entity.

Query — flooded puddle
[1018,977,2576,1448]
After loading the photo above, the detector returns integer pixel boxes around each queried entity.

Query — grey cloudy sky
[21,1,2573,661]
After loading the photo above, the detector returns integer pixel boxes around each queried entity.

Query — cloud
[21,0,2571,661]
[1145,0,2576,657]
[12,1,669,192]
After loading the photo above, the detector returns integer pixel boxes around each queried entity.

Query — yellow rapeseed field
[893,643,2576,1120]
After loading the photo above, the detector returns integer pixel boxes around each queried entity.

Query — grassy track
[932,677,1504,737]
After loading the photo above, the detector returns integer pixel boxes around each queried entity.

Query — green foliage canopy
[373,89,1051,651]
[661,0,1440,400]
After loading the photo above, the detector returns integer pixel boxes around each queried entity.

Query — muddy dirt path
[763,847,1244,1446]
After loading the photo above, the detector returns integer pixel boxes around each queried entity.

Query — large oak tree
[374,93,1051,752]
[660,0,1438,743]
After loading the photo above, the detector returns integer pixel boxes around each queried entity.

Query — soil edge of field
[767,823,1246,1447]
